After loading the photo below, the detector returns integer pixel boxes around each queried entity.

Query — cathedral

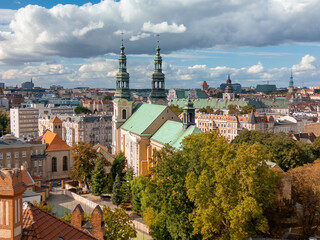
[111,40,201,176]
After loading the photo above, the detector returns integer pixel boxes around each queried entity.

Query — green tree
[91,154,108,196]
[240,105,256,114]
[141,146,196,240]
[111,152,126,181]
[106,173,114,193]
[131,176,148,213]
[169,105,183,116]
[227,104,239,115]
[104,95,113,100]
[313,136,320,157]
[60,211,91,223]
[0,110,9,136]
[33,201,53,214]
[185,135,279,239]
[102,207,136,240]
[70,142,97,189]
[120,168,134,204]
[112,174,123,206]
[75,106,92,114]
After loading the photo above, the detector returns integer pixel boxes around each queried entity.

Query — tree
[106,173,114,193]
[313,136,320,157]
[185,133,279,239]
[227,104,240,115]
[70,142,97,189]
[33,201,53,214]
[131,176,149,214]
[75,106,92,114]
[102,207,136,240]
[289,163,320,239]
[112,174,123,206]
[104,95,113,100]
[91,154,108,196]
[60,211,91,223]
[111,152,126,181]
[141,146,197,240]
[240,105,256,114]
[120,168,134,204]
[169,105,183,116]
[0,110,9,136]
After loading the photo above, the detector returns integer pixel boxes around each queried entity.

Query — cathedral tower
[112,39,133,155]
[183,97,195,130]
[148,40,167,105]
[223,75,235,101]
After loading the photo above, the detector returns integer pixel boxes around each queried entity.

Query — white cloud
[247,62,264,73]
[188,64,207,69]
[72,21,104,37]
[292,54,317,71]
[130,32,151,41]
[142,21,187,34]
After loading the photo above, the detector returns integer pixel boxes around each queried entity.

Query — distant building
[223,75,235,101]
[168,89,207,101]
[10,108,39,139]
[21,78,34,89]
[220,83,242,93]
[256,84,277,93]
[81,99,113,114]
[0,82,5,89]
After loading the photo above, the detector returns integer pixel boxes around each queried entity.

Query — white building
[10,108,39,139]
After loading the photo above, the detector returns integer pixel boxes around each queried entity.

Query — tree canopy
[70,142,97,188]
[90,154,108,196]
[169,105,183,116]
[75,106,92,114]
[132,132,280,239]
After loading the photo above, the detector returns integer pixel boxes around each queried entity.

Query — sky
[0,0,319,89]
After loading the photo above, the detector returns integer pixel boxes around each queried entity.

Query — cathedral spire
[114,35,130,100]
[149,36,167,104]
[289,71,294,88]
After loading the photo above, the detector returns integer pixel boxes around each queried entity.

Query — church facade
[111,41,201,176]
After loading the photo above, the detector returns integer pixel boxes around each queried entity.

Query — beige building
[195,111,274,142]
[0,135,46,178]
[81,100,113,115]
[10,108,39,139]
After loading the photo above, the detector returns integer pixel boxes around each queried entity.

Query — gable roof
[22,202,95,240]
[21,170,35,187]
[41,130,71,152]
[121,103,167,136]
[49,116,62,123]
[151,120,202,150]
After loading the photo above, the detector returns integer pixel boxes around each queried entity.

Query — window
[30,150,33,156]
[52,157,57,172]
[40,149,44,155]
[33,161,38,167]
[63,156,68,171]
[35,150,39,155]
[38,160,42,167]
[0,153,3,159]
[15,163,19,168]
[15,152,19,159]
[6,153,11,159]
[122,109,127,119]
[7,163,11,168]
[22,151,26,158]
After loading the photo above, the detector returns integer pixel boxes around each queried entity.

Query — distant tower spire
[149,35,167,104]
[288,71,294,94]
[114,34,130,100]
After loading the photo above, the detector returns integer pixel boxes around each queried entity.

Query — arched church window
[122,109,127,119]
[52,157,57,172]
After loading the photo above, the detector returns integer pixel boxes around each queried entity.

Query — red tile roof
[22,202,96,240]
[41,130,71,152]
[21,170,35,187]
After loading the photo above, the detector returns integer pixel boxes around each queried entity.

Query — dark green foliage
[131,176,148,214]
[211,91,222,98]
[103,95,113,100]
[232,130,317,171]
[91,154,108,196]
[112,174,123,206]
[199,106,214,114]
[0,110,9,136]
[120,168,134,204]
[105,173,113,193]
[169,105,183,116]
[75,106,92,114]
[240,105,256,114]
[111,152,126,181]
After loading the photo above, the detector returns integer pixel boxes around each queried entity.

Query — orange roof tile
[49,116,62,123]
[41,130,71,152]
[21,170,35,187]
[22,202,95,240]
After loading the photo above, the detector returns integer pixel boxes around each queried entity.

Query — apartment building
[10,108,39,139]
[196,111,274,141]
[62,115,112,151]
[0,135,46,176]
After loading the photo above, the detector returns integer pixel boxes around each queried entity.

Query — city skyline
[0,0,319,89]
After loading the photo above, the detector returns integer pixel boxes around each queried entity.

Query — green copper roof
[151,120,202,150]
[121,103,167,136]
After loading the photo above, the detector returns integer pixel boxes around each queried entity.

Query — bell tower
[149,37,167,105]
[183,97,195,130]
[0,169,25,240]
[112,37,133,155]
